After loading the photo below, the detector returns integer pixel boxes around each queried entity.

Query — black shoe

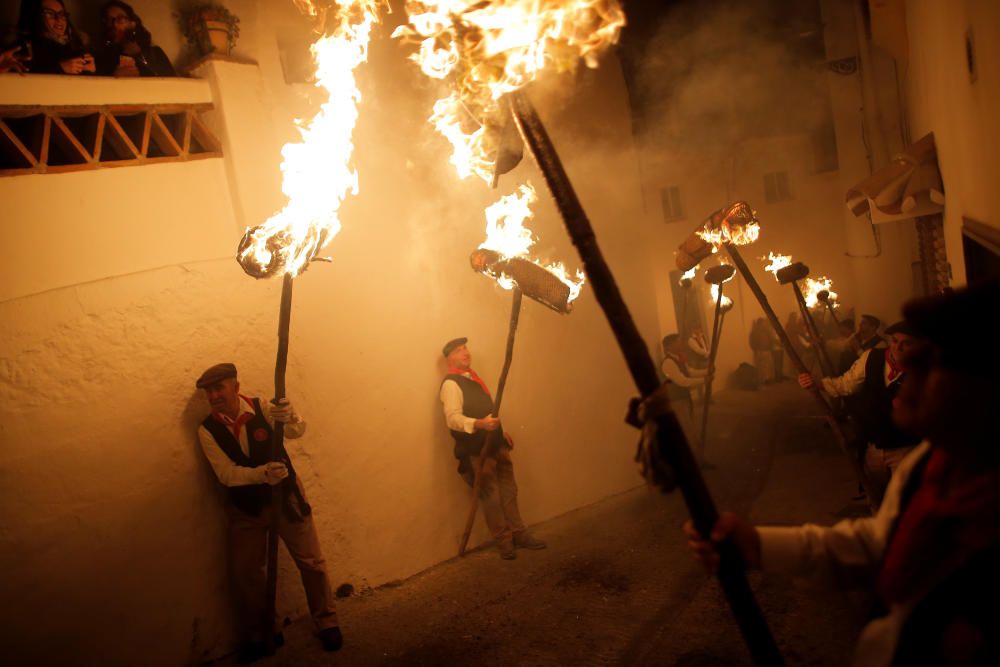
[320,626,343,652]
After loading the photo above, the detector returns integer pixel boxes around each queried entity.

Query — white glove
[270,398,299,424]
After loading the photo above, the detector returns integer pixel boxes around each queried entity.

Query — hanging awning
[845,132,945,224]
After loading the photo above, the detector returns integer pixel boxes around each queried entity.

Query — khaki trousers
[227,487,338,641]
[864,444,916,508]
[465,446,525,542]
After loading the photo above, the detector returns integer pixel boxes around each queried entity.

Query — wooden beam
[102,113,140,160]
[0,118,38,166]
[49,115,93,163]
[189,113,222,153]
[149,112,183,157]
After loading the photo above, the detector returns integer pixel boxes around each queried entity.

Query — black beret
[442,337,468,357]
[195,363,237,388]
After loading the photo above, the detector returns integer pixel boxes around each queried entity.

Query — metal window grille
[763,171,792,203]
[660,185,684,222]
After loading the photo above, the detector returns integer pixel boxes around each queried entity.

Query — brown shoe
[498,538,516,560]
[513,532,547,550]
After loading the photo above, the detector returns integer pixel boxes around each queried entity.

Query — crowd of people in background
[0,0,175,76]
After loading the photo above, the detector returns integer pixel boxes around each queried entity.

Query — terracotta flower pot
[195,19,232,55]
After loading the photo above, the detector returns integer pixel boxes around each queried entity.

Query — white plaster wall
[903,0,1000,284]
[0,4,658,665]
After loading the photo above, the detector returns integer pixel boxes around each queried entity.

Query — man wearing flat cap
[195,363,341,661]
[686,280,1000,665]
[439,338,546,559]
[799,321,923,507]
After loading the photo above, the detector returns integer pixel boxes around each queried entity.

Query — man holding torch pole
[195,363,342,662]
[440,338,547,560]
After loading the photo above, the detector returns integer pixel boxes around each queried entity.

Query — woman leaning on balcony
[95,1,176,78]
[17,0,96,75]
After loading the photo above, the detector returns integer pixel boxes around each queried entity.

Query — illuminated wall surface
[0,2,656,663]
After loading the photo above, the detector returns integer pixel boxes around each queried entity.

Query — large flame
[237,1,382,278]
[478,182,585,300]
[396,1,624,304]
[695,201,761,250]
[710,283,733,309]
[762,251,792,279]
[395,0,625,181]
[803,277,837,309]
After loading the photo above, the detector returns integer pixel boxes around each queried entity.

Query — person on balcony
[95,1,176,77]
[0,45,30,73]
[17,0,96,75]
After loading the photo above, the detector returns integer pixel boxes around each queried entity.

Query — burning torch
[398,2,781,662]
[458,249,575,556]
[773,262,836,378]
[677,213,874,506]
[698,264,736,458]
[816,289,840,325]
[234,0,380,652]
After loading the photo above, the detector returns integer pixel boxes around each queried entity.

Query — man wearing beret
[798,321,923,507]
[195,363,341,662]
[439,338,546,560]
[686,280,1000,665]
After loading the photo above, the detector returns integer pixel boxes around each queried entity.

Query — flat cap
[196,363,237,388]
[442,337,468,357]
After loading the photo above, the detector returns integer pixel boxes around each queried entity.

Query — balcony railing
[0,102,222,176]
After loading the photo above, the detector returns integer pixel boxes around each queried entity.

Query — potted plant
[177,4,240,57]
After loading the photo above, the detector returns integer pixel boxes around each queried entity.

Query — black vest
[856,349,922,451]
[201,398,310,521]
[443,374,504,464]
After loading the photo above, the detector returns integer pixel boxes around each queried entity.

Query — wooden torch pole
[791,282,835,377]
[723,246,873,503]
[697,284,726,457]
[264,272,293,654]
[459,287,523,556]
[509,90,784,667]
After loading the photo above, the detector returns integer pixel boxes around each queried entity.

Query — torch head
[469,249,573,314]
[704,264,736,285]
[675,201,759,271]
[720,299,735,314]
[776,262,810,285]
[817,289,831,304]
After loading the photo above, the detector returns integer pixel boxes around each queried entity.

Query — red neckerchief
[446,367,492,399]
[886,349,903,384]
[212,395,256,440]
[667,350,689,374]
[877,448,1000,604]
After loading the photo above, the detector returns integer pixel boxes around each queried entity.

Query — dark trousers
[226,484,338,641]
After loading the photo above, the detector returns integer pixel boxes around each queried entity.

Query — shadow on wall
[181,387,239,661]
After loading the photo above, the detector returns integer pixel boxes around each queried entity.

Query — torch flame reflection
[237,1,382,279]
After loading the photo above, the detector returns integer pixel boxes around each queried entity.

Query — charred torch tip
[776,262,810,285]
[705,264,736,285]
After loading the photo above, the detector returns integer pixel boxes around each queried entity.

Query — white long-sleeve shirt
[757,441,930,666]
[821,349,900,397]
[197,395,306,487]
[439,375,479,433]
[660,357,709,389]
